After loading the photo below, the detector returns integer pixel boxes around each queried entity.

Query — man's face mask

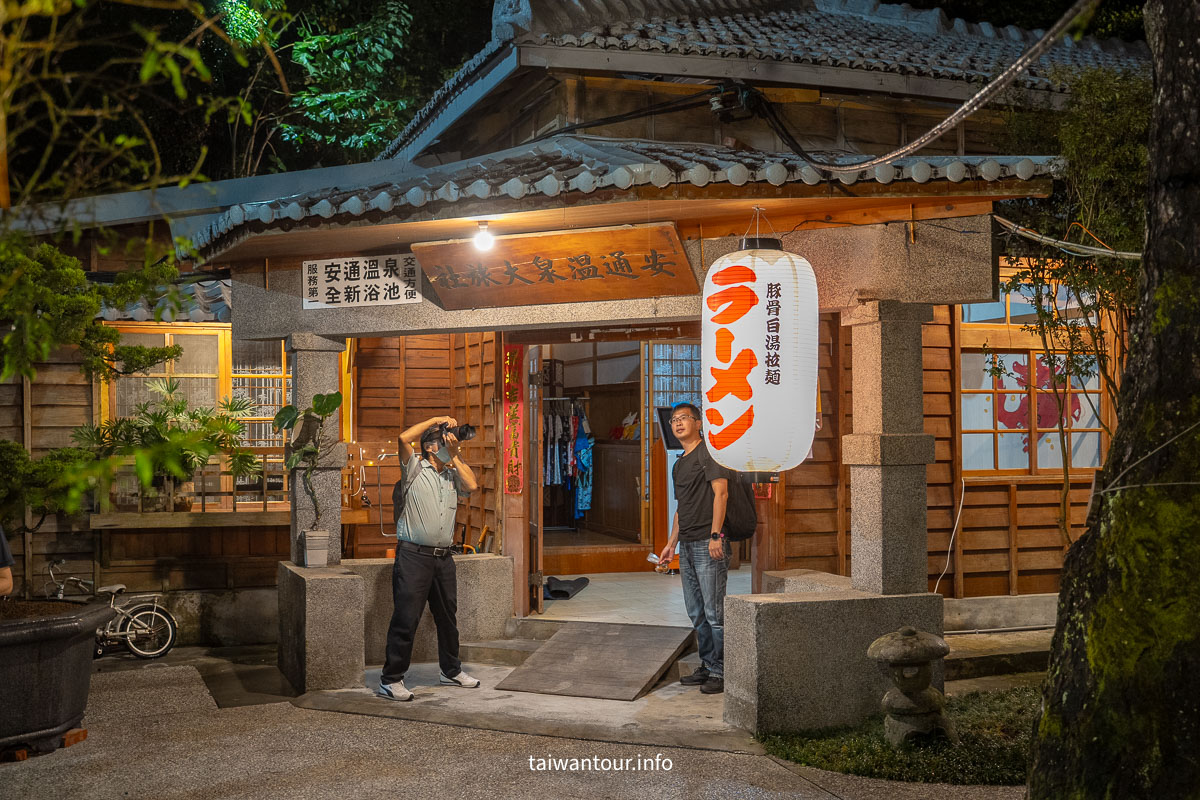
[435,444,452,463]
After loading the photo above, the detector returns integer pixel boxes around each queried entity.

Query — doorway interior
[529,336,753,623]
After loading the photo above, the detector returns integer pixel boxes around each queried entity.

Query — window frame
[958,348,1106,476]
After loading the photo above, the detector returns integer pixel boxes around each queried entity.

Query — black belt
[397,539,453,558]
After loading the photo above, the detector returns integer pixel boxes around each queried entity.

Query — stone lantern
[867,626,957,747]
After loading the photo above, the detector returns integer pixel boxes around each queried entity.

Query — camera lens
[453,423,477,442]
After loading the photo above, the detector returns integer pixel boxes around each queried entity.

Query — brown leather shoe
[700,676,724,694]
[681,667,710,686]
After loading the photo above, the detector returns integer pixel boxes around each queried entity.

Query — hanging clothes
[572,401,594,517]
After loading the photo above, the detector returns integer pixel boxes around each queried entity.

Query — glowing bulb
[473,221,494,251]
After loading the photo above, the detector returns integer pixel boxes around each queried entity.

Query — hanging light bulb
[473,221,494,251]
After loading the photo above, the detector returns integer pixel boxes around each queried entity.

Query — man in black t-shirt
[0,524,15,597]
[657,402,730,694]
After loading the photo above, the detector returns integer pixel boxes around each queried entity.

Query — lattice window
[960,350,1103,473]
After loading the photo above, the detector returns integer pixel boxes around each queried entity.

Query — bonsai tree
[271,391,342,523]
[0,442,93,536]
[72,377,261,509]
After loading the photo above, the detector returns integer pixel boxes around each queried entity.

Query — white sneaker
[440,670,480,688]
[377,679,413,701]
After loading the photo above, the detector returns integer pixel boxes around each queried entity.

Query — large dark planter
[0,601,116,752]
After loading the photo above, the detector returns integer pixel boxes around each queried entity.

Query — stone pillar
[841,301,935,595]
[285,333,347,565]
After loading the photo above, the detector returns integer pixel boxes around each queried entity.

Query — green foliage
[987,68,1151,541]
[907,0,1144,41]
[73,377,262,482]
[762,687,1040,786]
[0,234,185,382]
[0,440,93,535]
[279,0,414,150]
[221,0,494,173]
[3,0,280,205]
[272,390,341,521]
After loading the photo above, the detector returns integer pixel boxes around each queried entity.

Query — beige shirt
[395,454,469,547]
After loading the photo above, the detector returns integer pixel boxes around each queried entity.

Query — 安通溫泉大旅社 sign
[410,223,697,311]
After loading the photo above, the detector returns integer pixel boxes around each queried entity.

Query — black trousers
[381,547,462,683]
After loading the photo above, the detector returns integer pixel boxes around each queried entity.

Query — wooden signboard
[410,223,697,311]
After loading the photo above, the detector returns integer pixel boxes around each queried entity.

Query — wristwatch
[710,531,725,541]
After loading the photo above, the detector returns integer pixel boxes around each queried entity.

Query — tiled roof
[99,279,231,323]
[529,1,1145,86]
[377,0,1147,161]
[197,134,1058,257]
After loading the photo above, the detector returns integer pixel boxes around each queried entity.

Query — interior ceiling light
[473,221,494,251]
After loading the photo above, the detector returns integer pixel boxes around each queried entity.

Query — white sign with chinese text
[301,253,423,309]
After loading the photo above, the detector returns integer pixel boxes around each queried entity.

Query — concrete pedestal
[724,590,943,734]
[277,562,365,693]
[276,555,515,693]
[342,554,514,665]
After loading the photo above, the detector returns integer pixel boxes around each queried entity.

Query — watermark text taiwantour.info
[528,754,674,772]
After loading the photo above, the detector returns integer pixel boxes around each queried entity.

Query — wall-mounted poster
[301,253,423,309]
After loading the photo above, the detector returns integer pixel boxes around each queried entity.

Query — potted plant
[272,391,342,568]
[73,377,262,511]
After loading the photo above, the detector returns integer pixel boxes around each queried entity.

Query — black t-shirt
[0,524,14,569]
[672,443,729,542]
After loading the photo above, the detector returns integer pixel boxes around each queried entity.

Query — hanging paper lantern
[701,238,819,472]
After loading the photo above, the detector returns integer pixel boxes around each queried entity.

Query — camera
[434,422,476,443]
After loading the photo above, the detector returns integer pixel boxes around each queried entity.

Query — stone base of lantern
[723,590,943,734]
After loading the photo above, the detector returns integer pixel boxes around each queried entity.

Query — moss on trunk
[1028,1,1200,797]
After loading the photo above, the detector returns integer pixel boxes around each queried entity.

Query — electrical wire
[531,87,720,143]
[995,215,1142,260]
[933,478,967,596]
[756,0,1102,175]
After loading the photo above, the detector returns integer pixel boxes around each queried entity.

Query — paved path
[1,663,1026,800]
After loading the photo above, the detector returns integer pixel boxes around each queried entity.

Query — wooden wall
[450,332,500,551]
[3,345,289,599]
[348,333,501,558]
[777,307,1089,598]
[450,75,999,163]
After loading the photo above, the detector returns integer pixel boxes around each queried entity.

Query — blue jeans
[679,539,730,678]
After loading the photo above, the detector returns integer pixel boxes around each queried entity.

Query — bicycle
[43,559,179,659]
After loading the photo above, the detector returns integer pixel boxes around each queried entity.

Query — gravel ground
[1,666,1025,800]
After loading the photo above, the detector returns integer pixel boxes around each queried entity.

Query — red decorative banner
[502,344,525,495]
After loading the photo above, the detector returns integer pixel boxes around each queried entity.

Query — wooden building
[3,0,1144,640]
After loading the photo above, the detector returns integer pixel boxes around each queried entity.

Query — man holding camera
[378,415,480,701]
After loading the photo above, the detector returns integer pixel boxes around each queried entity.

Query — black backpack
[722,470,759,541]
[391,478,406,526]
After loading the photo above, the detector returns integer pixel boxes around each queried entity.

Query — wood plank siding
[2,345,288,598]
[348,333,501,558]
[774,307,1089,598]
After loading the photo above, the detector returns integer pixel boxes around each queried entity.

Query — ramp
[494,622,693,701]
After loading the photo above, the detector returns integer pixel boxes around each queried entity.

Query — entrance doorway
[536,339,648,575]
[523,334,756,621]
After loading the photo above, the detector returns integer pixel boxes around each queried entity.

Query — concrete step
[944,629,1053,680]
[460,639,543,667]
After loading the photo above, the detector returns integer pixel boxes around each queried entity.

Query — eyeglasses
[669,415,697,424]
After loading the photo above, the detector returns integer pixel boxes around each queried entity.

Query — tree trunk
[1028,2,1200,797]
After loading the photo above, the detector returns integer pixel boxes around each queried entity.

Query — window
[114,330,220,417]
[107,324,291,451]
[960,351,1103,473]
[962,283,1098,326]
[650,342,702,410]
[232,339,291,448]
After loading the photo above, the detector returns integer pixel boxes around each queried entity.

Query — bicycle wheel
[120,605,178,659]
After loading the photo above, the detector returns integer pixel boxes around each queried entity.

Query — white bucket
[302,530,329,568]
